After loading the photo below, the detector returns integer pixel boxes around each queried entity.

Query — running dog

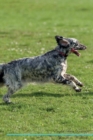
[0,35,86,103]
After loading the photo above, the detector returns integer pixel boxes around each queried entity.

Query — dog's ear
[55,36,63,44]
[55,35,69,47]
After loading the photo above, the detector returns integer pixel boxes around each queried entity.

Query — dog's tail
[0,64,4,83]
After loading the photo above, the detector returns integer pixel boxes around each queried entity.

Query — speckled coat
[0,35,86,103]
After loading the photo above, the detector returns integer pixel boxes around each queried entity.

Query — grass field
[0,0,93,139]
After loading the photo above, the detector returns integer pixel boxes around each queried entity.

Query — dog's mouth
[71,48,80,56]
[71,44,86,56]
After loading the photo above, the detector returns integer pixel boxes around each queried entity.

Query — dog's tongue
[71,48,80,56]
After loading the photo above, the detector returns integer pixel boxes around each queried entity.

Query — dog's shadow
[12,91,93,98]
[0,91,93,106]
[0,91,93,99]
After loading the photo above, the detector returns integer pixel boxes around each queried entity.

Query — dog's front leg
[53,75,81,92]
[64,73,83,87]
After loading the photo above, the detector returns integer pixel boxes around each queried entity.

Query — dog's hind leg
[3,80,22,103]
[64,73,83,87]
[3,69,23,103]
[3,87,15,103]
[3,82,22,103]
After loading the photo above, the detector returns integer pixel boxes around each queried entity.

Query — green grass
[0,0,93,139]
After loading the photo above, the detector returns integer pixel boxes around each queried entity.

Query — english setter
[0,35,86,103]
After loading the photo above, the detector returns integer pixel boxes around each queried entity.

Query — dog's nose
[79,44,87,50]
[81,44,87,50]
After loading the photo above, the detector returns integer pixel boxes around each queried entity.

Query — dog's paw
[77,82,83,87]
[5,101,13,104]
[3,95,11,104]
[75,88,81,92]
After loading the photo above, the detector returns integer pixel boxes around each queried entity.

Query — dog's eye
[70,41,73,44]
[72,42,77,46]
[75,43,78,46]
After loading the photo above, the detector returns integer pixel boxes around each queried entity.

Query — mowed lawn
[0,0,93,139]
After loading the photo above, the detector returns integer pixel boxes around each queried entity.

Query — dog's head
[55,35,86,57]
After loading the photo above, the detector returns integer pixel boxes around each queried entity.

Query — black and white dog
[0,35,86,103]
